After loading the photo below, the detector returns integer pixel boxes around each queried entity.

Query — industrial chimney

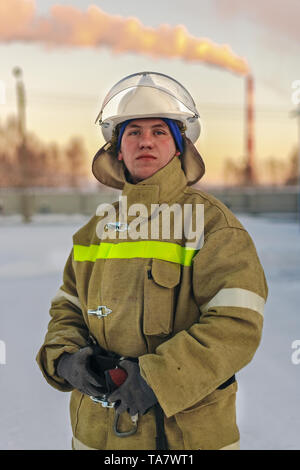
[245,74,256,184]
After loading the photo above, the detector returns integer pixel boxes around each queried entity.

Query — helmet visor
[96,71,199,123]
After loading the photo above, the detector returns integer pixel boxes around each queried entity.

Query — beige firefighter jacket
[36,137,268,450]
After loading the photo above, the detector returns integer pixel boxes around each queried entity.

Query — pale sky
[0,0,299,184]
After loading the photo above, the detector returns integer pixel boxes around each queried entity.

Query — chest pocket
[143,259,181,337]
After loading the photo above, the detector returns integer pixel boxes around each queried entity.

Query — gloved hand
[107,359,157,416]
[56,346,106,396]
[89,350,128,393]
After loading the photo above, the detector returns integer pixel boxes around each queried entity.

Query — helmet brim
[100,113,201,144]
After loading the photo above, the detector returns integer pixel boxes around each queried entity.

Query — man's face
[118,118,180,183]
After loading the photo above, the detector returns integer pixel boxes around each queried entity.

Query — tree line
[223,148,298,186]
[0,115,91,188]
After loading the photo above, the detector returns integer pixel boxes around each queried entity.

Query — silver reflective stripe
[52,288,82,310]
[219,440,240,450]
[72,435,240,451]
[201,288,265,317]
[72,436,97,450]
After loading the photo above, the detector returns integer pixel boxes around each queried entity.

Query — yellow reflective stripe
[73,241,197,266]
[201,288,265,317]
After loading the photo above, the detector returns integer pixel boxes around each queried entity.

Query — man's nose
[139,130,154,148]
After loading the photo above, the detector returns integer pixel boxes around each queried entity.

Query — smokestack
[245,74,256,184]
[13,66,32,223]
[13,66,26,140]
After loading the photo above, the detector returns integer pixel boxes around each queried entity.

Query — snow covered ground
[0,213,299,450]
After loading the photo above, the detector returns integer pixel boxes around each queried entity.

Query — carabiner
[113,411,138,437]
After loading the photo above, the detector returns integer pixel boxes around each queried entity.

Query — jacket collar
[121,155,187,210]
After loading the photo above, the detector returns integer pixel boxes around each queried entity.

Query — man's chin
[132,169,157,183]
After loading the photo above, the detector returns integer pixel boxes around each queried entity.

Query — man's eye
[154,130,165,135]
[128,131,139,136]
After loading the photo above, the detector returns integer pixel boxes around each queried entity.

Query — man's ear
[118,151,123,161]
[175,150,180,156]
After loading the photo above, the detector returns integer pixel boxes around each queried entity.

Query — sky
[0,0,299,184]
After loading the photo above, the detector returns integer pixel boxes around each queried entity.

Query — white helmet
[95,71,201,143]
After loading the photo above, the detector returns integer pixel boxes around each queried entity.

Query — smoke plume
[0,0,249,75]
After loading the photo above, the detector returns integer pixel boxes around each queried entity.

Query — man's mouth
[136,155,156,160]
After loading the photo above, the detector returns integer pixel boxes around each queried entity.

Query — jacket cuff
[36,345,81,392]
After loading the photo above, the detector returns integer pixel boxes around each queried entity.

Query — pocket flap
[151,259,181,288]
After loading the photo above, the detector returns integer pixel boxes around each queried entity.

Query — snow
[0,213,299,450]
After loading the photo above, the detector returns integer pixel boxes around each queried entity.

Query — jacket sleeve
[139,226,268,418]
[36,249,90,391]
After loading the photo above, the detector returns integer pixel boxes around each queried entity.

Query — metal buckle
[90,395,115,408]
[87,305,112,318]
[105,222,128,232]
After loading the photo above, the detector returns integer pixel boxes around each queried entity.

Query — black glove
[56,346,106,396]
[107,359,157,416]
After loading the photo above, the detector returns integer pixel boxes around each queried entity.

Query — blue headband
[117,118,183,154]
[162,118,184,154]
[117,119,132,152]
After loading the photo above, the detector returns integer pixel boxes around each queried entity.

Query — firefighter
[37,72,268,450]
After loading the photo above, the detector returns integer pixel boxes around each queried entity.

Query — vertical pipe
[13,67,26,141]
[13,67,31,223]
[245,74,255,184]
